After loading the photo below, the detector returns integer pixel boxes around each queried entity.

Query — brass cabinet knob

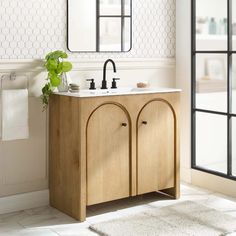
[121,123,127,127]
[142,121,148,125]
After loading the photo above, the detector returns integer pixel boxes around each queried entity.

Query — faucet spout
[101,59,117,89]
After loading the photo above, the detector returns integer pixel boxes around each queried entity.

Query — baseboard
[0,190,49,215]
[180,167,192,183]
[191,169,236,198]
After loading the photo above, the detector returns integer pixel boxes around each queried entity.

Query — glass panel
[123,17,131,51]
[195,54,227,112]
[100,18,121,51]
[232,0,236,50]
[124,0,131,16]
[232,55,236,114]
[100,0,121,16]
[196,112,227,174]
[232,117,236,176]
[68,0,97,51]
[196,0,227,51]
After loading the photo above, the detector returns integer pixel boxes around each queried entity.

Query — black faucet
[101,59,117,89]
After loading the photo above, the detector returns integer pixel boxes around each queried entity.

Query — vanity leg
[160,185,180,199]
[78,205,86,222]
[79,123,87,222]
[78,181,87,222]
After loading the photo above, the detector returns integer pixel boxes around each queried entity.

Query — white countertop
[55,87,181,98]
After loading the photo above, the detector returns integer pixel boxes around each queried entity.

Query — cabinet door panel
[137,101,175,195]
[87,104,130,205]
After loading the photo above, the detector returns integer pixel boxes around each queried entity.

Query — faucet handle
[86,79,96,90]
[111,78,120,89]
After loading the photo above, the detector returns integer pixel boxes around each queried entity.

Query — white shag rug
[90,201,236,236]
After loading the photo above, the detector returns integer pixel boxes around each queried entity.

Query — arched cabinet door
[137,100,175,195]
[86,103,131,205]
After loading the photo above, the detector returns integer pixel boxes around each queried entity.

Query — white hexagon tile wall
[0,0,176,59]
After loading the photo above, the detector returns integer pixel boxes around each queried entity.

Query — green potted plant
[41,50,72,109]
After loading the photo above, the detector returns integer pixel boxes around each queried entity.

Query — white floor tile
[0,183,236,236]
[0,211,29,223]
[2,229,59,236]
[50,224,97,236]
[0,222,24,234]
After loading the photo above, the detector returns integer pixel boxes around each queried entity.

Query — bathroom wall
[0,0,176,210]
[176,0,192,183]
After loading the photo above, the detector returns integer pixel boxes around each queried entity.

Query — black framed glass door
[191,0,236,180]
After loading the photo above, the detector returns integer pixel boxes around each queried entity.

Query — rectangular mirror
[67,0,132,52]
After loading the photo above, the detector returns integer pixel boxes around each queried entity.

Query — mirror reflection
[68,0,132,52]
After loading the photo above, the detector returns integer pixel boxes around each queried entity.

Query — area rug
[89,201,236,236]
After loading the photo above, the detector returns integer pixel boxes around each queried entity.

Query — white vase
[57,73,69,92]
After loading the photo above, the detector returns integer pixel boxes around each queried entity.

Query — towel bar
[0,72,16,81]
[0,72,29,92]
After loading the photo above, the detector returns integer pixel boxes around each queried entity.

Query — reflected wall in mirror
[68,0,132,52]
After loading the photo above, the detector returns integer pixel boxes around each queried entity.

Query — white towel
[1,89,29,141]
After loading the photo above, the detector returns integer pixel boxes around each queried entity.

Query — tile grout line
[50,228,62,236]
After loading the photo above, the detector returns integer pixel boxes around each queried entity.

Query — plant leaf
[42,84,49,94]
[56,64,63,74]
[45,52,53,61]
[58,61,72,73]
[45,50,68,61]
[45,59,58,71]
[48,71,56,77]
[59,51,68,59]
[50,74,61,87]
[42,50,71,110]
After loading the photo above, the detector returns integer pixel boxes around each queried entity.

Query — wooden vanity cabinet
[86,104,131,206]
[137,100,175,195]
[49,92,180,221]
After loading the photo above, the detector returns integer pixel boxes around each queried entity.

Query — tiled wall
[0,0,176,59]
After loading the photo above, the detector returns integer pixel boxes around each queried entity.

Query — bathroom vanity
[49,88,180,221]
